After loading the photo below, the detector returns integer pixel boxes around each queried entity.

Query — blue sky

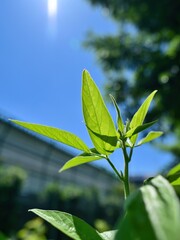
[0,0,173,176]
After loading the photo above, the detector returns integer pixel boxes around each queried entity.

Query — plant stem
[107,141,134,200]
[107,157,124,182]
[123,157,129,199]
[129,147,134,162]
[122,141,131,199]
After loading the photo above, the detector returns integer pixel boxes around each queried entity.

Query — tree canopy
[85,0,180,134]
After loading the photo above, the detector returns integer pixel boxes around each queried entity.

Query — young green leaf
[11,120,90,153]
[137,131,163,146]
[130,90,157,144]
[130,90,157,128]
[29,209,103,240]
[115,176,180,240]
[82,70,118,155]
[59,152,102,172]
[167,163,180,186]
[125,120,157,138]
[109,94,124,132]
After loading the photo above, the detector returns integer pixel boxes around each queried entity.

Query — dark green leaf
[115,175,180,240]
[29,209,103,240]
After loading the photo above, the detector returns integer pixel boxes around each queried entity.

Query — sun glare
[48,0,58,17]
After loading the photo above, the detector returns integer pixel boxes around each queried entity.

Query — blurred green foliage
[0,165,26,236]
[0,164,127,239]
[17,218,46,240]
[85,0,180,136]
[40,182,124,229]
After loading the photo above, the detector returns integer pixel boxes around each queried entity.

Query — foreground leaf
[59,151,102,172]
[29,209,103,240]
[115,175,180,240]
[11,120,90,152]
[130,90,157,144]
[99,230,117,240]
[82,70,117,155]
[137,131,163,146]
[167,163,180,186]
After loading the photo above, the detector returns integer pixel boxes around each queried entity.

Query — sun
[48,0,58,17]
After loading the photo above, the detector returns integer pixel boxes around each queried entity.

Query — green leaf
[137,131,163,146]
[109,94,124,132]
[59,151,102,172]
[130,90,157,128]
[167,163,180,186]
[82,70,117,155]
[29,209,103,240]
[99,230,117,240]
[11,120,90,153]
[115,175,180,240]
[86,126,119,153]
[130,90,157,144]
[125,120,157,138]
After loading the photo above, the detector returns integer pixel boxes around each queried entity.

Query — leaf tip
[28,209,34,212]
[59,167,65,173]
[9,119,16,123]
[82,69,89,77]
[152,89,158,96]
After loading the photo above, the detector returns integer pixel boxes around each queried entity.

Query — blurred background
[0,0,180,239]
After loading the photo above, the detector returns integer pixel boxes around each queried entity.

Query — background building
[0,115,118,195]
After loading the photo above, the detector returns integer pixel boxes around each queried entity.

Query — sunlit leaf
[137,131,163,146]
[125,120,157,138]
[130,90,157,144]
[86,126,119,153]
[115,176,180,240]
[82,70,118,155]
[167,163,180,186]
[29,209,103,240]
[59,151,102,172]
[130,90,157,128]
[11,120,90,153]
[109,94,124,132]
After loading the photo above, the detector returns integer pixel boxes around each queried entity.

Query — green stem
[122,141,131,199]
[129,147,134,162]
[106,157,124,182]
[123,157,129,199]
[107,141,134,200]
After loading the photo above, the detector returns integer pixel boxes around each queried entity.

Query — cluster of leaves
[11,70,162,174]
[11,70,180,239]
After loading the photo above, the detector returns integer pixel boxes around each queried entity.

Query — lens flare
[48,0,57,17]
